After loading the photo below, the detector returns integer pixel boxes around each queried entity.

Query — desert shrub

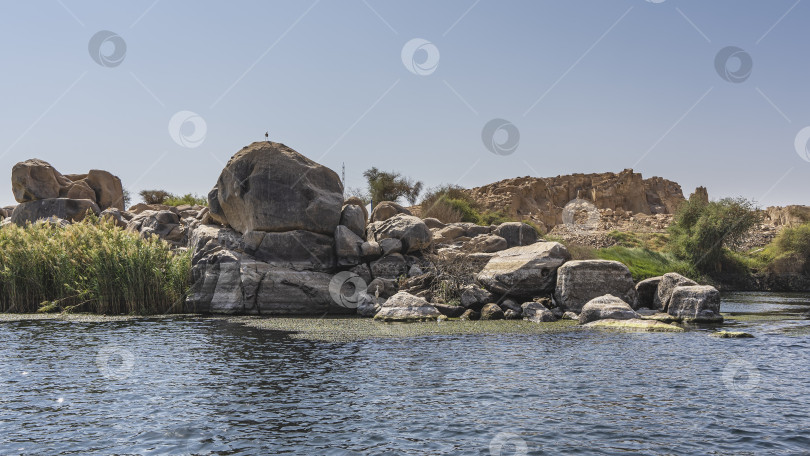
[0,216,191,314]
[426,253,479,304]
[139,189,172,205]
[668,196,761,273]
[421,185,492,224]
[163,193,207,207]
[362,167,423,205]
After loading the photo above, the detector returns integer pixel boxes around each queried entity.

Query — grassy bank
[0,217,190,314]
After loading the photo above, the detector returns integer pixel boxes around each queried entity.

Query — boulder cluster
[6,159,125,225]
[3,143,725,327]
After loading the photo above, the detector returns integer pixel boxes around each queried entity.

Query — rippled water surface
[2,293,810,455]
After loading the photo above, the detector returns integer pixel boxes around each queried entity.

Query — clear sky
[1,0,808,208]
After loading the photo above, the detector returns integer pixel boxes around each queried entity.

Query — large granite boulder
[555,260,637,312]
[373,291,441,322]
[339,204,367,238]
[11,159,72,202]
[334,225,363,267]
[185,224,349,314]
[667,285,723,323]
[241,229,335,271]
[370,201,411,223]
[84,169,125,210]
[367,214,431,253]
[578,295,639,324]
[635,276,662,309]
[493,222,539,248]
[654,273,697,311]
[10,198,99,225]
[207,142,343,234]
[476,241,571,299]
[12,159,124,210]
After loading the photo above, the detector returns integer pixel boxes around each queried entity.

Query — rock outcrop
[554,260,637,312]
[465,169,685,232]
[188,143,353,314]
[208,142,343,234]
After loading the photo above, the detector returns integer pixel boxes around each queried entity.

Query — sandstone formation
[208,142,343,234]
[465,169,685,232]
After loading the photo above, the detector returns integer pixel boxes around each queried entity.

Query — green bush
[763,223,810,260]
[606,230,643,248]
[164,193,207,207]
[668,196,761,274]
[0,217,191,314]
[597,246,697,281]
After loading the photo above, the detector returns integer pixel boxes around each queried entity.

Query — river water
[1,292,809,455]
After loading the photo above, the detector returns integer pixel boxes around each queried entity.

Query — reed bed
[0,216,191,314]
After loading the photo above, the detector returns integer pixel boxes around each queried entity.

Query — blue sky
[1,0,808,208]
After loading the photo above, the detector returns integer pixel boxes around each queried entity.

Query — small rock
[459,309,480,320]
[480,303,505,320]
[710,331,754,339]
[521,302,557,322]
